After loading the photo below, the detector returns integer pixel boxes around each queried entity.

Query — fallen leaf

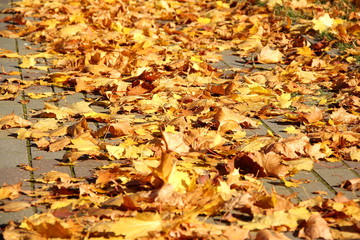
[255,229,291,240]
[0,113,32,129]
[258,45,283,64]
[0,201,31,212]
[298,213,333,240]
[342,178,360,190]
[0,183,22,200]
[90,212,162,239]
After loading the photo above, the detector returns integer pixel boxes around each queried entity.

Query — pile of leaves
[0,0,360,239]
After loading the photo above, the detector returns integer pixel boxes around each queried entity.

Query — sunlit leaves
[258,45,283,64]
[0,0,360,238]
[90,212,162,239]
[0,113,32,129]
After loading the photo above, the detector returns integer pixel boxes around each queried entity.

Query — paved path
[0,0,359,238]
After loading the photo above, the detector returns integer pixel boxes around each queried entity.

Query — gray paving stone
[0,128,17,139]
[312,167,359,199]
[30,148,64,161]
[0,167,29,185]
[0,100,23,117]
[56,92,85,105]
[0,207,34,225]
[261,178,293,196]
[31,159,72,179]
[261,118,290,138]
[0,57,20,73]
[21,68,47,80]
[291,171,336,200]
[0,37,16,52]
[344,160,360,177]
[244,124,268,137]
[74,160,106,178]
[0,138,27,167]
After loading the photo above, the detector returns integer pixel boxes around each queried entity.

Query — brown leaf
[299,106,323,124]
[330,108,359,125]
[34,137,50,149]
[253,152,290,178]
[95,121,134,137]
[43,171,72,183]
[0,113,32,129]
[255,229,291,240]
[67,118,91,137]
[0,183,22,200]
[23,213,80,238]
[0,201,31,212]
[341,178,360,191]
[264,135,309,159]
[127,80,155,95]
[162,131,190,153]
[48,137,71,152]
[299,214,333,240]
[95,167,124,188]
[62,151,85,162]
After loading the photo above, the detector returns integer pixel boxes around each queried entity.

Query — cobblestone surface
[0,0,359,239]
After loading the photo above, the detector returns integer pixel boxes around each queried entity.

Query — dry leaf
[0,113,32,129]
[0,201,31,212]
[258,45,283,64]
[299,214,333,240]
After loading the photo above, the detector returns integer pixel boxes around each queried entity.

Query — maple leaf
[330,108,359,125]
[162,131,190,153]
[255,229,291,240]
[68,132,100,152]
[264,135,309,159]
[298,213,333,240]
[0,183,22,200]
[22,213,81,238]
[341,178,360,191]
[89,212,162,239]
[258,45,283,64]
[0,113,32,129]
[0,201,31,212]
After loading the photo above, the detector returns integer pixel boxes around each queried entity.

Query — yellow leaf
[240,207,311,230]
[237,38,263,52]
[258,45,283,64]
[217,180,232,201]
[276,93,292,109]
[0,113,33,129]
[284,126,301,135]
[59,24,87,38]
[350,146,360,161]
[83,112,112,122]
[69,133,99,152]
[297,46,314,57]
[267,0,283,10]
[0,51,21,58]
[216,1,230,8]
[50,199,76,210]
[281,177,301,187]
[197,17,211,24]
[106,145,125,159]
[90,212,162,239]
[164,125,176,133]
[49,72,71,84]
[312,13,334,32]
[27,92,54,99]
[19,57,36,69]
[0,183,22,200]
[286,158,314,171]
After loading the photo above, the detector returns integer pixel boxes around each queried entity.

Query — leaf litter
[0,0,360,239]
